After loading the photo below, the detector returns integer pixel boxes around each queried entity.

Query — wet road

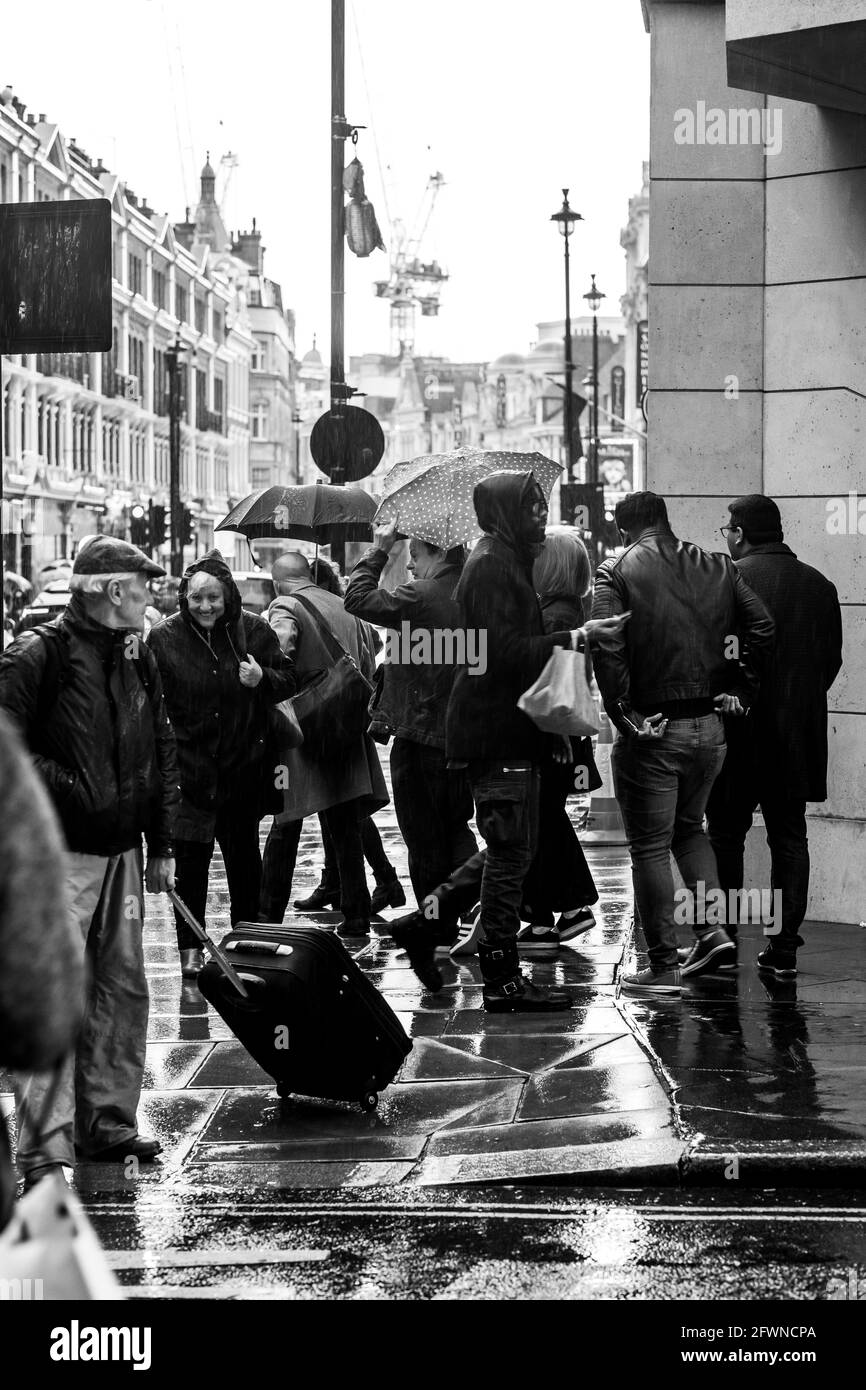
[86,1187,866,1299]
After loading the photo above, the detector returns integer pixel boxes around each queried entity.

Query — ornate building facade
[1,90,295,579]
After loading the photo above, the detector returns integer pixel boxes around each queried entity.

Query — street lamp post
[582,273,605,486]
[292,410,302,483]
[166,334,186,578]
[550,190,583,483]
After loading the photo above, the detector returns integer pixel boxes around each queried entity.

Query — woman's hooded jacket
[147,550,295,839]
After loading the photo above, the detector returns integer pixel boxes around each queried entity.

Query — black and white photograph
[0,0,863,1356]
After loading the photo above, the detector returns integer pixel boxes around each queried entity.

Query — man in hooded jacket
[401,471,627,1010]
[147,550,295,973]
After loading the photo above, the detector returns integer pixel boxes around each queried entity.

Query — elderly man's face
[116,573,150,630]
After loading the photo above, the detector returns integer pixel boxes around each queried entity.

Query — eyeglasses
[719,524,736,537]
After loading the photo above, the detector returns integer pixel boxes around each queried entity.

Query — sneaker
[757,946,798,978]
[516,924,560,957]
[620,966,682,996]
[680,928,735,977]
[556,907,596,941]
[449,915,486,957]
[676,942,739,967]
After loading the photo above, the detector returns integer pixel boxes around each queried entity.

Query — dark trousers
[612,714,727,973]
[173,801,262,951]
[319,813,393,892]
[391,737,478,907]
[469,760,540,946]
[521,761,598,926]
[260,798,372,923]
[706,763,809,951]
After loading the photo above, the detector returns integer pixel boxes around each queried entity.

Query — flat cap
[72,536,166,577]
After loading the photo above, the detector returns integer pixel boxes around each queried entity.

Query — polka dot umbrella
[374,447,564,549]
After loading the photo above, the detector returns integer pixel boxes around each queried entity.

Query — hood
[178,549,247,652]
[473,471,542,567]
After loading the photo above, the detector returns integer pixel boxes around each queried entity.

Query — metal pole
[167,338,182,578]
[563,209,574,484]
[0,362,5,652]
[591,307,599,485]
[330,0,346,572]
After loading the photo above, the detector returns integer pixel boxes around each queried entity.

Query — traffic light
[182,506,195,547]
[129,503,149,549]
[149,502,166,547]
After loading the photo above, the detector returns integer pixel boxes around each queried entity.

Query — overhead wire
[349,0,392,235]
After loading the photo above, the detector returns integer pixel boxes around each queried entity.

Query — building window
[128,251,143,296]
[128,337,145,395]
[251,403,268,440]
[152,268,166,310]
[212,306,223,341]
[194,293,207,335]
[195,368,207,428]
[153,348,168,416]
[175,282,188,323]
[252,343,266,371]
[251,466,270,489]
[214,375,225,433]
[0,165,6,201]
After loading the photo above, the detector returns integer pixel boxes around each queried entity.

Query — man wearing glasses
[591,492,775,996]
[707,495,843,979]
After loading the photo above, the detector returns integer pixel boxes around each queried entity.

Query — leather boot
[478,940,573,1013]
[180,948,204,978]
[370,869,406,914]
[389,910,444,992]
[294,883,341,911]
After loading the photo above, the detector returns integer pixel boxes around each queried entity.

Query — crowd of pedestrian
[0,472,843,1205]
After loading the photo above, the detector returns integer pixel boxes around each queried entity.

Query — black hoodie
[147,550,295,840]
[446,472,574,762]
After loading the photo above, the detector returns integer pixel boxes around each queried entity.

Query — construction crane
[374,172,448,356]
[216,151,239,222]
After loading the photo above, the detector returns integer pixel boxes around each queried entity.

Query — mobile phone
[616,702,643,736]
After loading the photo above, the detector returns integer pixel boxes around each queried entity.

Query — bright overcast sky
[5,0,649,362]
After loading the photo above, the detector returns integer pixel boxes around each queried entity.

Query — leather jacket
[591,527,775,734]
[0,594,180,857]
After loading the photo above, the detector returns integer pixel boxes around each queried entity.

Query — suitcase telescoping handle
[168,890,249,999]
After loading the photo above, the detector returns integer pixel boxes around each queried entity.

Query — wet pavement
[70,1188,866,1299]
[4,782,866,1191]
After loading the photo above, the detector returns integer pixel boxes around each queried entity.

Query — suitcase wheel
[360,1090,379,1113]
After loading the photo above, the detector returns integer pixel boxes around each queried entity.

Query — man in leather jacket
[591,492,775,995]
[0,538,180,1184]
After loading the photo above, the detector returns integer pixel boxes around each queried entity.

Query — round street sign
[310,406,384,483]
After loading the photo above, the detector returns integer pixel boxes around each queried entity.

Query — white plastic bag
[518,645,600,737]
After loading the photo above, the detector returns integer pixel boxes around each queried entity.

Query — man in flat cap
[0,537,180,1186]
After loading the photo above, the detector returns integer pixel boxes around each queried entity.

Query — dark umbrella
[215,484,377,543]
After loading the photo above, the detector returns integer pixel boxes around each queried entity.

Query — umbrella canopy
[374,448,563,549]
[216,484,377,542]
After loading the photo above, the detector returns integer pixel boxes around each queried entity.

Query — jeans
[173,799,262,950]
[612,714,726,972]
[14,848,148,1172]
[706,767,809,951]
[391,737,477,906]
[468,760,540,946]
[260,798,372,923]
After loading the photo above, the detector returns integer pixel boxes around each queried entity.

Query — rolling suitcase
[194,916,413,1113]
